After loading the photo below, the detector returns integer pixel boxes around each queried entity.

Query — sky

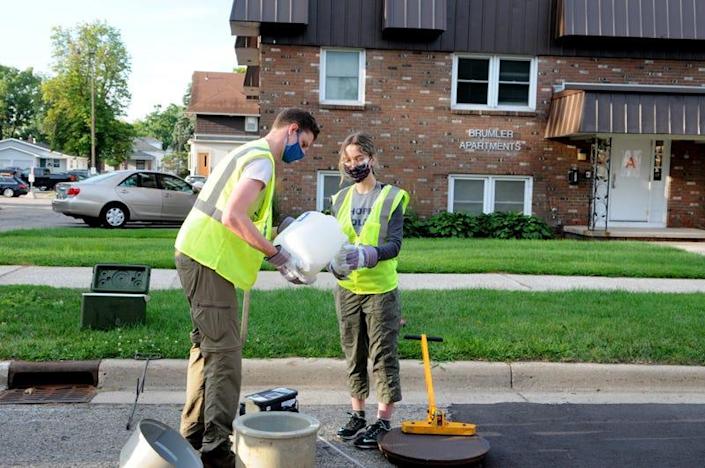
[0,0,238,122]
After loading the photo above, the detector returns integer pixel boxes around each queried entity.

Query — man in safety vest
[174,108,320,467]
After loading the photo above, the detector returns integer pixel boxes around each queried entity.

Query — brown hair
[272,108,320,140]
[338,132,376,182]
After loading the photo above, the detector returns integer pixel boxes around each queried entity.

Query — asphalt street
[0,199,84,231]
[1,402,705,467]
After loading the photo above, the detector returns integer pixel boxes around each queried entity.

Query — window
[119,172,158,189]
[136,160,146,170]
[320,49,365,105]
[448,175,532,215]
[160,174,193,193]
[245,116,259,132]
[452,55,537,111]
[317,171,351,212]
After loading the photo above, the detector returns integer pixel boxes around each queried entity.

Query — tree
[42,21,133,169]
[0,65,45,140]
[134,103,182,150]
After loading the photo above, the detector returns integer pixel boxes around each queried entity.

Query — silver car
[52,170,198,228]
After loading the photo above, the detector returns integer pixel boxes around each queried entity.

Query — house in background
[186,71,260,176]
[0,138,88,172]
[118,137,168,171]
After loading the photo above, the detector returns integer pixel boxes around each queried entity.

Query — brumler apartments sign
[459,128,525,152]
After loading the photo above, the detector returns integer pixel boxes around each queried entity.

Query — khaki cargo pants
[335,285,402,404]
[175,252,242,458]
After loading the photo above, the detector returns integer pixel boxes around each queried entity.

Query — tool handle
[404,334,443,342]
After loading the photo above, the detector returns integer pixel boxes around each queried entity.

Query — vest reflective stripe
[331,186,347,216]
[193,198,223,222]
[175,139,275,290]
[332,184,410,295]
[193,145,269,221]
[377,185,401,245]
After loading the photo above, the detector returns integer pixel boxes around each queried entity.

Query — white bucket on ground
[233,412,321,468]
[273,211,347,280]
[120,419,203,468]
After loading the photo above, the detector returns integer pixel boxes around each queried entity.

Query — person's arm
[221,177,278,258]
[375,204,404,261]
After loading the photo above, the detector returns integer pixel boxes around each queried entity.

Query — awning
[545,83,705,140]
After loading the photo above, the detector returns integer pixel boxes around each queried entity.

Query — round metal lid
[379,428,490,467]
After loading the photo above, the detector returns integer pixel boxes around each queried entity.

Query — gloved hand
[266,245,308,284]
[327,257,350,280]
[337,243,379,272]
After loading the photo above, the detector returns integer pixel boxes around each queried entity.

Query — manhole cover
[0,384,96,404]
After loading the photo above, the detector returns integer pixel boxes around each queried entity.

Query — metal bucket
[120,419,203,468]
[233,412,320,468]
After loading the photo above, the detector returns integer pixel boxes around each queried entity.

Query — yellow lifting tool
[401,334,477,436]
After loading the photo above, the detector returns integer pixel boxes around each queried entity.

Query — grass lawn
[1,228,705,277]
[1,285,703,364]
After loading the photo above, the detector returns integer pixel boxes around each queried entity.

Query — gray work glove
[340,243,379,271]
[266,245,308,284]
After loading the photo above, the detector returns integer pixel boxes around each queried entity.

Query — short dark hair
[272,108,320,140]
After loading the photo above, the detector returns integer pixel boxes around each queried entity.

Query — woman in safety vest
[328,132,410,449]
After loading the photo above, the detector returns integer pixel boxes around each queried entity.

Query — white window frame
[447,175,533,215]
[319,48,366,106]
[316,170,343,212]
[245,116,259,132]
[451,55,537,111]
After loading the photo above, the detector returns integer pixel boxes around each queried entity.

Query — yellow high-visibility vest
[331,184,409,294]
[175,139,274,290]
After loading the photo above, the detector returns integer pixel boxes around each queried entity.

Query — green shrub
[403,211,430,238]
[405,211,553,239]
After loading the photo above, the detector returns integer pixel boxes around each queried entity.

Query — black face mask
[344,162,371,182]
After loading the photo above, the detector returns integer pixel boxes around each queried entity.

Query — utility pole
[90,57,96,174]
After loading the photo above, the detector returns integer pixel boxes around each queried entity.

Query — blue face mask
[282,131,305,164]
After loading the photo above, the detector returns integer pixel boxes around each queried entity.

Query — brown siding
[230,0,309,24]
[384,0,447,31]
[258,0,705,60]
[558,0,705,41]
[195,115,249,136]
[546,89,705,138]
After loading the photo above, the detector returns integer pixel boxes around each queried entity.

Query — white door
[608,138,670,226]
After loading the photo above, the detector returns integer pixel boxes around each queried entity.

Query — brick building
[228,0,705,234]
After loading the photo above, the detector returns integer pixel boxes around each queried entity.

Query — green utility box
[81,264,151,330]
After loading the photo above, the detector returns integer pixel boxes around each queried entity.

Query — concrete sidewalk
[3,264,705,292]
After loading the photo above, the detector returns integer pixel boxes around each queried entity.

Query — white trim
[451,54,537,111]
[316,170,341,212]
[320,48,366,106]
[447,174,533,215]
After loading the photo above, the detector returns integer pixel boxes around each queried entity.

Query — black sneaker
[336,412,367,440]
[353,419,391,449]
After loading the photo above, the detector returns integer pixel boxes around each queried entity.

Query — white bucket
[273,211,347,279]
[233,412,320,468]
[120,419,203,468]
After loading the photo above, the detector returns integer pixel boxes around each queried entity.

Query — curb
[93,359,705,393]
[4,359,705,394]
[97,358,510,392]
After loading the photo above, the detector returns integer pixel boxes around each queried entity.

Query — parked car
[184,174,207,189]
[0,167,25,178]
[0,174,29,197]
[68,169,94,181]
[55,172,98,199]
[52,170,198,227]
[21,167,77,191]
